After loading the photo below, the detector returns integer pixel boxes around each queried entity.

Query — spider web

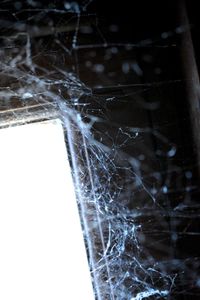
[0,1,200,299]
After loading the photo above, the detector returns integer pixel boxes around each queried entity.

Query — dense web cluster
[0,1,200,299]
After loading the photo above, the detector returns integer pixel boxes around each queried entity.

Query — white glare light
[0,119,94,300]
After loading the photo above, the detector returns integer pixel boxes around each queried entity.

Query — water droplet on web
[122,62,130,74]
[167,146,176,157]
[162,186,168,194]
[22,92,33,99]
[93,64,105,73]
[185,171,192,179]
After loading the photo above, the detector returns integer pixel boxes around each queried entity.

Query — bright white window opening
[0,119,95,300]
